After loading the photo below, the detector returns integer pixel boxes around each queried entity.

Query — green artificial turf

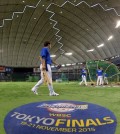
[0,82,119,134]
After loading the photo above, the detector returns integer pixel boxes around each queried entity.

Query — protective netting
[86,60,120,82]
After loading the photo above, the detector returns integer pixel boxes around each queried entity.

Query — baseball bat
[39,56,51,85]
[43,70,52,85]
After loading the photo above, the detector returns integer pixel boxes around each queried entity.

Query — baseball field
[0,82,119,134]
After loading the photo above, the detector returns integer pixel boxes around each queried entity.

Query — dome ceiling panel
[0,0,120,66]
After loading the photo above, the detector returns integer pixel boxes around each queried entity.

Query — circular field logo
[4,101,117,134]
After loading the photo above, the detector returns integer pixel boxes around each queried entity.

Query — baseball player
[79,68,87,86]
[96,67,104,86]
[103,72,108,85]
[31,41,59,96]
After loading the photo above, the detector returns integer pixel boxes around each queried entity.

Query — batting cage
[86,60,120,84]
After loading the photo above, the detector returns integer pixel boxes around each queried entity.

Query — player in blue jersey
[103,72,108,85]
[31,41,59,96]
[96,67,103,86]
[79,68,87,86]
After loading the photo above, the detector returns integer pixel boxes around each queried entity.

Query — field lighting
[108,35,113,40]
[97,44,104,48]
[50,55,56,57]
[65,52,72,56]
[62,64,65,67]
[87,49,94,52]
[66,63,71,66]
[115,20,120,28]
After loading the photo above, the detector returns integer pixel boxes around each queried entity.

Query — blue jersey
[104,73,108,77]
[40,47,52,65]
[81,69,87,76]
[96,69,103,76]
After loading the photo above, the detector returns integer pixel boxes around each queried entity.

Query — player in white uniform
[79,68,87,86]
[96,67,103,86]
[103,73,108,85]
[31,41,59,96]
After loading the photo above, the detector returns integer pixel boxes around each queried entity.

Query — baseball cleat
[49,92,59,96]
[31,89,38,95]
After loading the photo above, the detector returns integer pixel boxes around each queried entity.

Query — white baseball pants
[80,75,87,86]
[104,77,108,84]
[32,64,54,94]
[97,76,103,86]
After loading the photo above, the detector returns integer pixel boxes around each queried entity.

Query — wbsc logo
[4,100,117,134]
[37,102,88,112]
